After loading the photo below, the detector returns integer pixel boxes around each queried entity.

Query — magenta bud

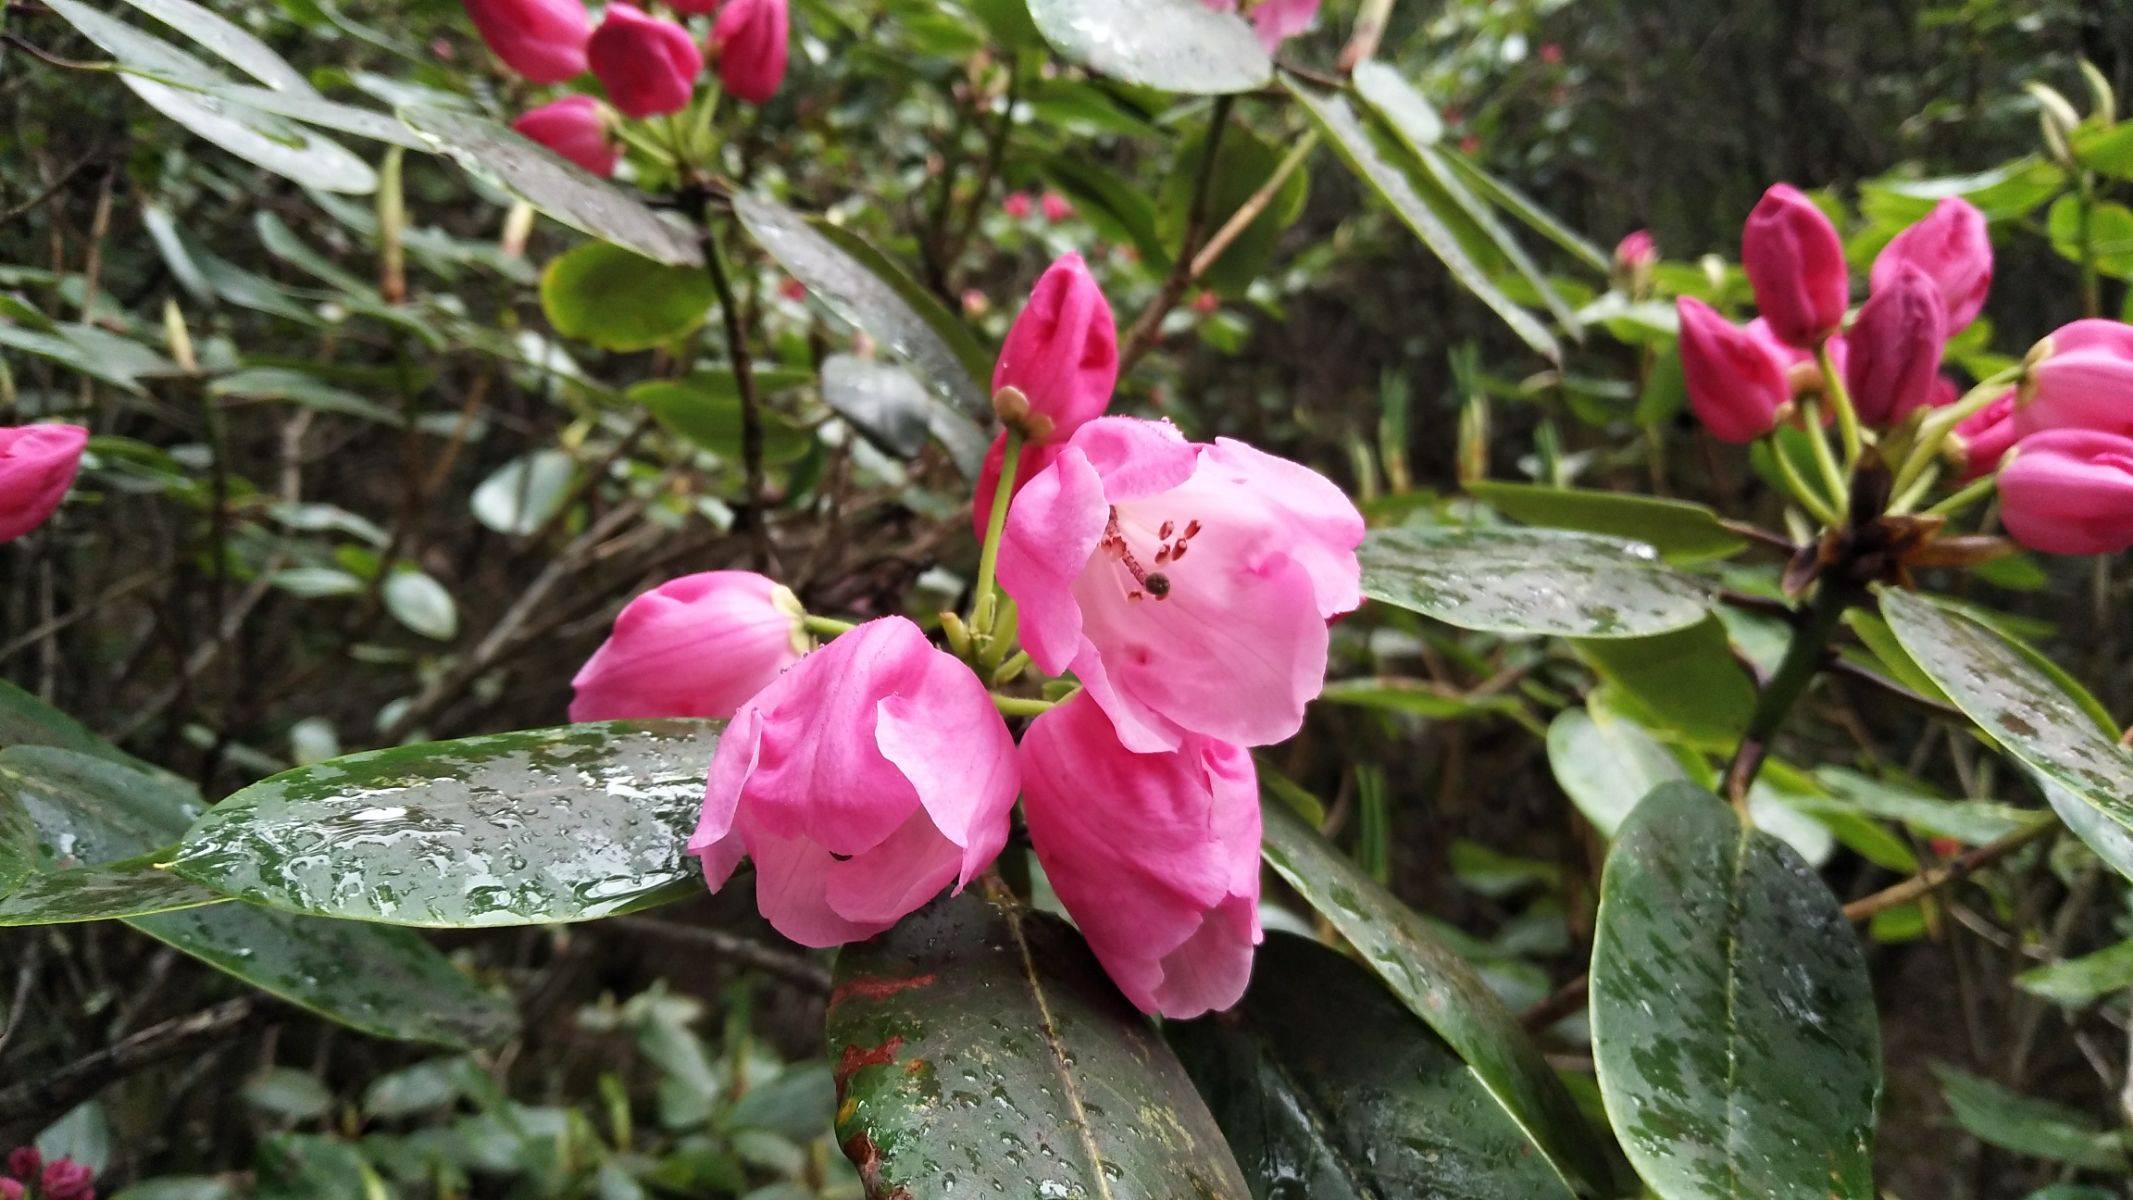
[1843,262,1947,426]
[460,0,589,83]
[0,424,89,543]
[1998,429,2133,555]
[588,3,702,118]
[711,0,788,104]
[1871,197,1991,332]
[991,253,1119,443]
[1675,297,1789,443]
[511,95,617,177]
[1741,183,1849,349]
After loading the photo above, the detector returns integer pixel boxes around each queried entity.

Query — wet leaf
[827,888,1249,1199]
[1287,79,1559,361]
[1466,482,1746,562]
[0,786,32,896]
[732,194,990,473]
[470,450,577,537]
[1880,590,2133,853]
[171,720,719,927]
[821,354,932,458]
[1590,785,1879,1200]
[1158,124,1310,294]
[1546,708,1688,837]
[1258,801,1622,1197]
[1574,618,1756,747]
[630,374,816,465]
[382,570,459,641]
[2016,936,2133,1006]
[401,105,702,267]
[1934,1065,2127,1170]
[1169,934,1575,1199]
[1026,0,1270,95]
[115,0,314,92]
[1361,526,1713,639]
[0,851,227,926]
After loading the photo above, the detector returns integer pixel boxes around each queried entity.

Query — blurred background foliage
[6,0,2133,1196]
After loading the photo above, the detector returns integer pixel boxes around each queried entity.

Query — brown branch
[0,999,257,1128]
[611,917,830,994]
[1117,96,1236,374]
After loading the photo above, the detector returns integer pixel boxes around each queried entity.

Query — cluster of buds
[460,0,789,178]
[572,255,1364,1018]
[1674,180,2133,560]
[3,1149,94,1200]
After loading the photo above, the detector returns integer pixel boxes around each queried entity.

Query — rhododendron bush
[9,0,2133,1195]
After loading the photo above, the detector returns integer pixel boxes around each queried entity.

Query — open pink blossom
[997,417,1362,753]
[692,617,1018,946]
[1997,429,2133,556]
[512,96,617,177]
[0,423,88,542]
[461,0,589,83]
[2013,319,2133,439]
[1871,197,1991,332]
[1020,692,1261,1018]
[570,571,805,722]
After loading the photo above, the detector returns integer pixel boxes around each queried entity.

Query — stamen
[1159,520,1175,539]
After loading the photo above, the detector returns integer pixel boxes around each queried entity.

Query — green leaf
[1842,609,1951,704]
[820,354,931,458]
[1158,124,1310,294]
[401,105,703,267]
[1440,151,1613,275]
[1575,618,1756,746]
[2018,937,2133,1005]
[1546,708,1689,837]
[0,679,163,775]
[1026,0,1270,94]
[732,194,990,472]
[2048,194,2133,278]
[243,1068,336,1121]
[1288,78,1560,361]
[1814,768,2045,846]
[212,367,403,425]
[539,241,717,352]
[827,889,1250,1198]
[1879,590,2133,855]
[629,375,815,465]
[1590,785,1879,1200]
[382,570,458,641]
[1319,677,1528,722]
[0,851,227,926]
[1169,934,1574,1200]
[0,786,32,897]
[470,449,577,536]
[1258,801,1621,1197]
[1467,482,1746,562]
[1361,526,1713,638]
[1934,1065,2128,1169]
[115,0,314,92]
[172,720,719,927]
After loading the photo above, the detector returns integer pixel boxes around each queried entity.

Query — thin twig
[1118,96,1236,374]
[0,998,257,1127]
[701,222,775,571]
[611,917,830,994]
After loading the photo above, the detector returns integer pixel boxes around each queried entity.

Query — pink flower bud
[998,417,1363,752]
[1870,197,1991,332]
[511,95,617,177]
[711,0,788,105]
[1538,42,1564,64]
[588,3,702,118]
[0,424,88,542]
[40,1159,93,1200]
[6,1148,39,1181]
[1675,298,1788,443]
[1948,392,2017,478]
[992,254,1118,443]
[1613,229,1656,273]
[1243,0,1318,52]
[1039,191,1074,222]
[570,572,806,722]
[1741,183,1848,349]
[1997,429,2133,555]
[1001,191,1033,219]
[0,1177,20,1200]
[461,0,589,83]
[1020,692,1261,1018]
[2014,319,2133,439]
[1843,262,1946,425]
[692,617,1018,946]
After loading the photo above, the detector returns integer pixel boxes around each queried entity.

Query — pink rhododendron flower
[712,0,788,104]
[1613,229,1656,274]
[1020,692,1261,1018]
[1741,183,1848,349]
[1843,261,1946,425]
[1996,429,2133,555]
[461,0,589,83]
[1202,0,1318,52]
[512,96,617,177]
[692,617,1018,946]
[1871,197,1991,332]
[40,1160,93,1200]
[570,571,806,722]
[1676,298,1789,443]
[997,417,1363,752]
[1538,42,1564,64]
[0,423,88,542]
[1039,191,1074,222]
[2013,319,2133,439]
[1949,392,2017,478]
[1001,191,1033,219]
[4,1149,36,1182]
[0,1178,20,1200]
[588,3,701,118]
